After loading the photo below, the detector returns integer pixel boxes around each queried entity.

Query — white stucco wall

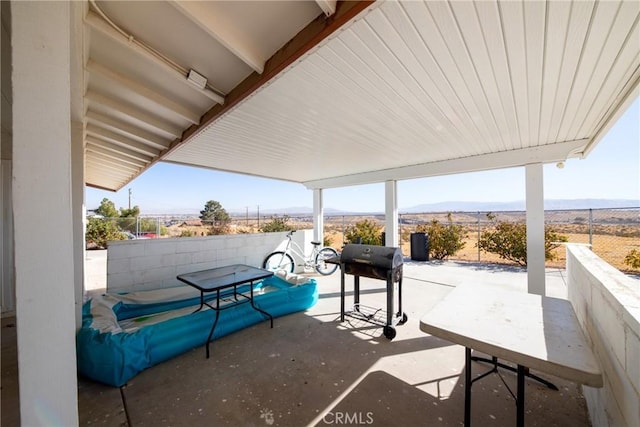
[566,244,640,427]
[11,2,78,425]
[107,230,313,292]
[1,0,14,316]
[1,159,14,315]
[71,122,85,330]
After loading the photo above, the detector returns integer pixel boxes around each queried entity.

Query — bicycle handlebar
[286,230,296,237]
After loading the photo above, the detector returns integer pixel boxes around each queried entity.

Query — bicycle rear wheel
[263,251,295,273]
[315,247,339,275]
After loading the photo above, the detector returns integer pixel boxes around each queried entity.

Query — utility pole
[257,205,260,228]
[128,188,132,209]
[245,206,249,226]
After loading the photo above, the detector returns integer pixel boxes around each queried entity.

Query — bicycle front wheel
[263,251,295,273]
[315,247,339,275]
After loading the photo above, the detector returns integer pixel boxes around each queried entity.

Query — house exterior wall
[106,230,312,292]
[566,244,640,427]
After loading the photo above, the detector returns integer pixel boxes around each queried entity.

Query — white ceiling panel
[82,0,330,190]
[93,0,252,94]
[80,1,639,192]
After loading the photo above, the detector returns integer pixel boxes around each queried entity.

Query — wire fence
[98,207,640,272]
[321,208,640,272]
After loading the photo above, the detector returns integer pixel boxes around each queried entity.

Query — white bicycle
[262,230,339,275]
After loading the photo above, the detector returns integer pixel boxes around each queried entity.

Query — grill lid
[340,244,403,270]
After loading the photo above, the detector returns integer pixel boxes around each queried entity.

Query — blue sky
[87,98,639,214]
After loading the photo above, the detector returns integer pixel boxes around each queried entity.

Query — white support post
[313,188,324,244]
[1,159,14,315]
[71,122,85,330]
[526,163,545,295]
[12,2,79,424]
[385,180,398,247]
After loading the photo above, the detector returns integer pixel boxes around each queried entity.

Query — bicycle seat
[311,241,321,246]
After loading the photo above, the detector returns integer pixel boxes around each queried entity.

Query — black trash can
[410,233,429,261]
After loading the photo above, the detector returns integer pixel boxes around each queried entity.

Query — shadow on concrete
[2,259,591,426]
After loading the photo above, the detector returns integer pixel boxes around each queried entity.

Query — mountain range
[225,199,639,216]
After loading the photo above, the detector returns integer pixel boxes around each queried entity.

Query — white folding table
[420,284,602,427]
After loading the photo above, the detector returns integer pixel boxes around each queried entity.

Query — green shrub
[85,217,126,249]
[624,249,640,269]
[118,217,166,236]
[416,214,467,260]
[260,215,295,233]
[344,219,383,245]
[179,229,196,237]
[477,214,568,266]
[140,218,167,235]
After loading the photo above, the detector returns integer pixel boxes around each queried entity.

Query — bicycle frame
[281,235,319,268]
[263,230,338,276]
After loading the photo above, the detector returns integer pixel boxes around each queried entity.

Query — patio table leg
[205,290,221,359]
[517,364,525,427]
[465,347,471,426]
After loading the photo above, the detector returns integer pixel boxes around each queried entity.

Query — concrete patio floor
[2,252,592,426]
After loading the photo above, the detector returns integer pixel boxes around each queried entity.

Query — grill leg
[354,275,360,310]
[386,278,393,327]
[340,269,345,322]
[397,276,403,317]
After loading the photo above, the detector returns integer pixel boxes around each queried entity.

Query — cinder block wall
[566,244,640,427]
[106,231,312,292]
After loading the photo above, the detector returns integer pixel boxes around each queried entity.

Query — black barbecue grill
[339,244,407,339]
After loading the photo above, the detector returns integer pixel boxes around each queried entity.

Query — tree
[117,205,140,234]
[94,198,118,218]
[260,215,295,233]
[85,217,126,249]
[344,219,383,245]
[416,213,467,260]
[119,206,140,217]
[199,200,230,225]
[477,213,567,266]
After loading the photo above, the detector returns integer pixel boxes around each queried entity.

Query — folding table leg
[465,347,471,426]
[517,364,525,427]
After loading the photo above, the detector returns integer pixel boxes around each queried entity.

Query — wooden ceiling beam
[86,156,139,174]
[86,142,150,167]
[86,110,170,151]
[86,89,183,139]
[85,10,224,104]
[86,126,161,157]
[170,1,374,153]
[168,0,266,74]
[123,0,374,188]
[87,59,201,124]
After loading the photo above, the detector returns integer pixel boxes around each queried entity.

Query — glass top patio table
[177,264,274,358]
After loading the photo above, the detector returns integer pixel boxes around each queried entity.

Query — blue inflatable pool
[77,272,318,386]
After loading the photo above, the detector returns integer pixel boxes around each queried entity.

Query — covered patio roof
[82,0,640,192]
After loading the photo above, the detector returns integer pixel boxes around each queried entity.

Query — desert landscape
[158,208,639,273]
